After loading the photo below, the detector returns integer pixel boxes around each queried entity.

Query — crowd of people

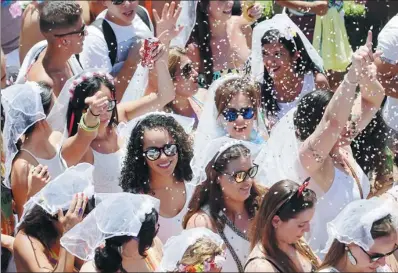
[1,0,398,272]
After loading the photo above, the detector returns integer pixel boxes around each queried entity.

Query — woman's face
[142,128,178,178]
[273,207,314,245]
[173,55,199,98]
[262,42,296,80]
[97,84,115,124]
[220,93,256,141]
[217,155,254,203]
[208,0,234,22]
[105,0,139,26]
[347,232,398,272]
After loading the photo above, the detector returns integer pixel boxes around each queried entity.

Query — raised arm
[275,0,328,16]
[61,92,108,166]
[299,32,373,175]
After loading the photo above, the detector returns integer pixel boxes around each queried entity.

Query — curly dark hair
[120,114,193,194]
[183,144,266,229]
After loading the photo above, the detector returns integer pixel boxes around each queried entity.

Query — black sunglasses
[107,99,117,112]
[111,0,136,5]
[54,24,86,37]
[143,144,178,161]
[220,164,258,183]
[222,107,255,122]
[360,244,398,262]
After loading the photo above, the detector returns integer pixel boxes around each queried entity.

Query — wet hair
[260,29,321,117]
[294,90,334,141]
[173,237,224,272]
[119,115,193,194]
[18,197,96,251]
[67,76,118,137]
[320,214,396,270]
[190,0,213,88]
[39,1,82,33]
[251,180,318,272]
[94,208,159,273]
[183,144,265,229]
[214,77,261,117]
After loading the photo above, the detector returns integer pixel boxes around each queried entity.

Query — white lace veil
[251,13,324,83]
[1,82,46,188]
[254,108,309,188]
[117,111,195,145]
[322,197,398,253]
[60,193,160,261]
[17,163,95,229]
[193,74,269,157]
[169,0,198,48]
[46,68,108,139]
[158,227,224,272]
[190,136,261,185]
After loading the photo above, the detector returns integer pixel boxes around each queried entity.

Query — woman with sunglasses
[245,179,320,272]
[119,113,195,244]
[184,137,266,272]
[319,198,398,272]
[60,41,174,193]
[166,47,207,128]
[61,193,162,273]
[193,75,268,162]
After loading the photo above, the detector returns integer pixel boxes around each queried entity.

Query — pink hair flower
[9,2,22,18]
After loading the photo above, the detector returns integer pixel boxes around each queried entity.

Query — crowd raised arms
[1,1,397,273]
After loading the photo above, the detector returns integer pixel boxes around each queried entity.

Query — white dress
[92,148,125,193]
[202,206,251,272]
[306,163,370,259]
[157,182,195,244]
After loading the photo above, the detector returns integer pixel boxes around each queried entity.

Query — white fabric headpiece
[377,15,398,64]
[1,82,46,188]
[193,74,268,158]
[170,0,198,48]
[190,136,260,185]
[322,197,398,253]
[158,227,225,272]
[18,163,95,229]
[60,193,160,261]
[251,13,324,83]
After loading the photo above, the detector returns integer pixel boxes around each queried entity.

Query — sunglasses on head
[143,144,178,161]
[111,0,136,5]
[360,244,398,262]
[220,164,258,183]
[222,107,255,122]
[54,24,86,37]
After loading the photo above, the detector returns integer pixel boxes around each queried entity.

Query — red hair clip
[297,177,310,197]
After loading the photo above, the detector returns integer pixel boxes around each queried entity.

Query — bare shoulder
[185,210,217,232]
[26,62,53,87]
[80,260,98,272]
[245,256,278,272]
[50,131,64,146]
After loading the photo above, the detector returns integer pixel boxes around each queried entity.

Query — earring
[346,246,357,266]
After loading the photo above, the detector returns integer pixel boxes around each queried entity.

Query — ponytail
[94,236,130,273]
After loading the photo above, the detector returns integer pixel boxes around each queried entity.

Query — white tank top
[306,163,370,259]
[157,182,195,244]
[92,148,125,193]
[19,146,66,179]
[275,73,316,122]
[202,206,251,272]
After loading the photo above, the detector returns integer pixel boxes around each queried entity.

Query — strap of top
[19,149,40,165]
[244,256,284,272]
[91,19,118,67]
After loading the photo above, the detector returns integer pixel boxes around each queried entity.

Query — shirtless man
[25,1,86,96]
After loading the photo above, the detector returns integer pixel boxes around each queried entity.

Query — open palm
[154,1,183,45]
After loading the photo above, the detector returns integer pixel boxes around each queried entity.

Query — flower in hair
[281,26,297,41]
[297,177,310,197]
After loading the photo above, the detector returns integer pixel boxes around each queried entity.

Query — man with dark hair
[18,1,85,96]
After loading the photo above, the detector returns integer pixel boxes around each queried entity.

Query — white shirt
[79,9,154,75]
[378,15,398,64]
[383,97,398,130]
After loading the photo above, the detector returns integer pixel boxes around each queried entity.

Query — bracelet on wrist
[89,108,100,117]
[79,113,100,132]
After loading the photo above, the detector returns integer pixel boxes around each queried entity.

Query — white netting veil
[251,13,324,83]
[190,136,260,185]
[18,163,95,229]
[158,227,225,272]
[1,83,46,188]
[60,193,160,261]
[169,0,198,48]
[322,198,398,253]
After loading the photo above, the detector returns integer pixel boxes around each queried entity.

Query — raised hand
[57,193,88,234]
[27,164,51,197]
[348,30,375,83]
[84,91,108,119]
[154,2,183,45]
[246,3,263,21]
